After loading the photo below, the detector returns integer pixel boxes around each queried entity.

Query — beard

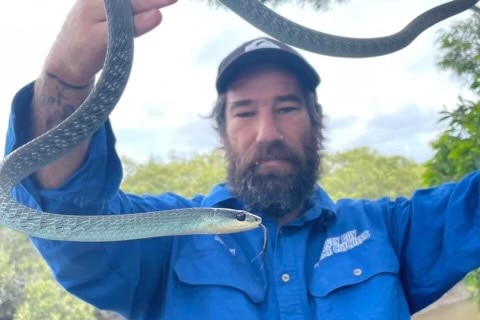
[224,130,321,219]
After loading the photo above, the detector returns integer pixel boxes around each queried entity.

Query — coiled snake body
[0,0,477,241]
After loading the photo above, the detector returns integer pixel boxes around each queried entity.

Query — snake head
[236,210,261,224]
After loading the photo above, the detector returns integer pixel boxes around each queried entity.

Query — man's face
[223,65,320,219]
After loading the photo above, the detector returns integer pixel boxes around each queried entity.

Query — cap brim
[216,49,320,93]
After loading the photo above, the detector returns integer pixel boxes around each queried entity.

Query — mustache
[248,140,299,166]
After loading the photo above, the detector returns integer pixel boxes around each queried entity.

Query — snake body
[0,0,477,242]
[220,0,479,57]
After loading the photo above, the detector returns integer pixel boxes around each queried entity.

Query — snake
[0,0,477,242]
[221,0,479,57]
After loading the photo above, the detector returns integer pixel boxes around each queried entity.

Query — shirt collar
[202,183,337,227]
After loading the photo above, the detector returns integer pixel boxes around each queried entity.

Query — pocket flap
[309,241,399,297]
[174,237,266,303]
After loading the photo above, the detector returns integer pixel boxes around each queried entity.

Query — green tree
[436,14,480,93]
[0,227,99,320]
[0,243,17,319]
[14,278,95,320]
[122,147,423,201]
[320,147,424,201]
[121,150,227,197]
[423,99,480,186]
[0,229,44,320]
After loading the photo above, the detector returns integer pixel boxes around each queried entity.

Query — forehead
[225,64,304,100]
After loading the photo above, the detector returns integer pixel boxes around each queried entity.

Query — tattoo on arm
[45,104,76,129]
[38,72,93,129]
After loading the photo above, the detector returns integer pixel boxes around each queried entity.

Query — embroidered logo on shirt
[315,230,371,267]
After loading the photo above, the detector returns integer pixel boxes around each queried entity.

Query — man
[4,0,480,319]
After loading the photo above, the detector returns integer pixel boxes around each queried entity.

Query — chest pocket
[173,235,267,303]
[308,240,407,319]
[310,240,399,295]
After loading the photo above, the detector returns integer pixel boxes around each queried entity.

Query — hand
[43,0,178,86]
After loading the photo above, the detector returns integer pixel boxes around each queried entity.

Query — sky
[0,0,477,164]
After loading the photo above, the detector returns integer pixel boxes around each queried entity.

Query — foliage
[13,279,95,320]
[0,228,98,320]
[436,14,480,93]
[121,150,227,198]
[320,147,424,200]
[423,99,480,186]
[0,229,43,319]
[0,243,18,320]
[465,270,480,307]
[122,147,423,201]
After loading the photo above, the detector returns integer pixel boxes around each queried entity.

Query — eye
[236,212,246,221]
[235,111,255,118]
[278,106,299,114]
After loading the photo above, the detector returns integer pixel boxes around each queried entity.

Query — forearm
[31,71,94,189]
[27,0,170,188]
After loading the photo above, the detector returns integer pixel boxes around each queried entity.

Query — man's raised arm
[28,0,176,188]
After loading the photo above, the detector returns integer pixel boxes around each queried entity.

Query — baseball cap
[215,37,320,93]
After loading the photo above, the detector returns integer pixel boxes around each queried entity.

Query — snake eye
[236,212,246,221]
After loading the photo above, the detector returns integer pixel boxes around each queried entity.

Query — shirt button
[353,268,362,276]
[281,273,291,283]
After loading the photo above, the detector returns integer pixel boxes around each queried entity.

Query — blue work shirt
[5,83,480,319]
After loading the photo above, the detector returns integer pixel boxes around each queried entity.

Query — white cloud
[0,0,477,163]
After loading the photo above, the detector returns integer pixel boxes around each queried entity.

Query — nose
[256,111,283,143]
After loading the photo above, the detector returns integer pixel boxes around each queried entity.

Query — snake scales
[0,0,477,241]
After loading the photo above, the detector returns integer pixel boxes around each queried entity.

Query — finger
[133,9,163,37]
[131,0,178,15]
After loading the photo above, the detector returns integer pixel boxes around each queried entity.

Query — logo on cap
[244,38,281,52]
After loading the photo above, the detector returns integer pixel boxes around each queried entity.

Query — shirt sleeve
[5,82,123,211]
[3,82,187,317]
[387,170,480,313]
